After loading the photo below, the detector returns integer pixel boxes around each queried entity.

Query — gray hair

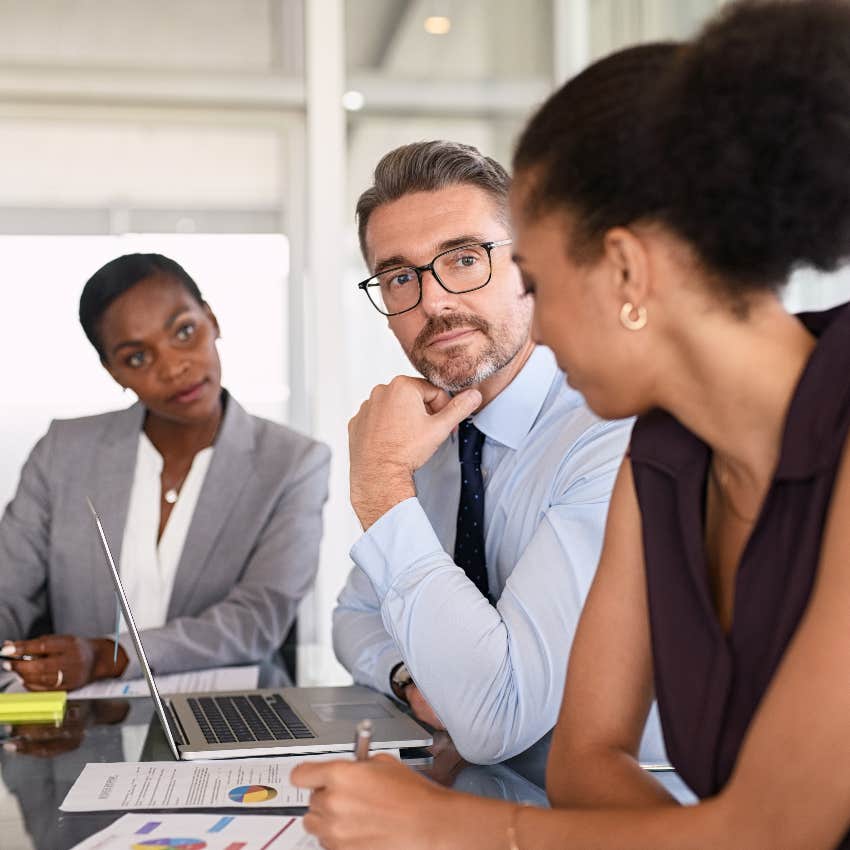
[355,140,511,262]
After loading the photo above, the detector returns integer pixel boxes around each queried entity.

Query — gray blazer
[0,392,330,678]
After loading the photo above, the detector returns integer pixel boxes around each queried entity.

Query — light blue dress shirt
[333,346,666,767]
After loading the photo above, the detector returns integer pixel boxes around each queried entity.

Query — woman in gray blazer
[0,253,330,691]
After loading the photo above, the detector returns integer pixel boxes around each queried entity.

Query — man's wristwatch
[389,662,414,702]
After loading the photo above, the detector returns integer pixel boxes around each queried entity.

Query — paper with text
[69,812,319,850]
[68,665,260,699]
[61,751,399,812]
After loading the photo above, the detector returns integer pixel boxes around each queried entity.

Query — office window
[0,233,288,506]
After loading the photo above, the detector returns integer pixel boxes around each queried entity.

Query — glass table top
[0,693,548,850]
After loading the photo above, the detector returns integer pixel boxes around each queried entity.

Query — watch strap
[389,661,413,702]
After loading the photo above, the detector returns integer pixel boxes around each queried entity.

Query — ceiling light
[424,16,451,35]
[342,90,365,111]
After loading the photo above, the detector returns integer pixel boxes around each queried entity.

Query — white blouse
[118,432,214,631]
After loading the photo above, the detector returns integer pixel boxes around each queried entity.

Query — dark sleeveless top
[630,303,850,849]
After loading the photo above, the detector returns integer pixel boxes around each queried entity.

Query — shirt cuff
[118,634,141,679]
[350,497,447,598]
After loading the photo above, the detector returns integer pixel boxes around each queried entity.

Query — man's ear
[203,302,221,338]
[601,226,652,307]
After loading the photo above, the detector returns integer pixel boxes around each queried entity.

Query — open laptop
[87,498,432,761]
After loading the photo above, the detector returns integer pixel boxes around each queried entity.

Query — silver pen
[0,646,35,662]
[354,718,373,761]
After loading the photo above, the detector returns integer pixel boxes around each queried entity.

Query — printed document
[70,812,319,850]
[60,752,398,812]
[68,665,260,699]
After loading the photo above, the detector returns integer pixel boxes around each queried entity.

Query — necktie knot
[458,418,485,466]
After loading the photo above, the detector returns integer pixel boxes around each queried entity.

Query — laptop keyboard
[187,694,315,745]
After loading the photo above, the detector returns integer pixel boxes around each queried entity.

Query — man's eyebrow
[436,234,489,253]
[372,234,491,275]
[373,255,408,274]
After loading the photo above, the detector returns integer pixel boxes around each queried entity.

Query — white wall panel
[0,119,282,207]
[0,0,275,70]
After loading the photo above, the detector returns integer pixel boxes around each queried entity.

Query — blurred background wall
[0,0,846,683]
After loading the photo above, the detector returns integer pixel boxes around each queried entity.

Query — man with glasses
[334,141,664,779]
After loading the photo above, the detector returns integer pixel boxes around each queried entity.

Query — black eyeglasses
[357,239,513,316]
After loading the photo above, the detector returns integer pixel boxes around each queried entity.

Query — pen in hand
[0,644,36,665]
[354,718,373,761]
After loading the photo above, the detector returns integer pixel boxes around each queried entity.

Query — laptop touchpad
[311,703,394,722]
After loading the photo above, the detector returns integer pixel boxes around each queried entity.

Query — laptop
[87,498,432,761]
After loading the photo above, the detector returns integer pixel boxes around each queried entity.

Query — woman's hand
[292,754,457,850]
[1,635,128,691]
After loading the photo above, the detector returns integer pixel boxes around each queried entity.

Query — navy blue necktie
[454,418,490,599]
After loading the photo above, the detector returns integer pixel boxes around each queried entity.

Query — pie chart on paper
[132,840,207,850]
[228,784,278,804]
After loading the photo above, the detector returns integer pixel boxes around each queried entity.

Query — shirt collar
[138,430,165,473]
[470,345,560,450]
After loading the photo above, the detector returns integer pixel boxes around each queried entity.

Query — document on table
[61,751,399,812]
[67,665,260,699]
[70,812,319,850]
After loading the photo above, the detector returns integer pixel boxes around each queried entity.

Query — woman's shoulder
[224,397,330,474]
[249,414,330,461]
[41,404,143,449]
[777,302,850,476]
[15,406,143,492]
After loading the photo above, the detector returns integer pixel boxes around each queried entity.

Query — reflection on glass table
[0,655,695,850]
[0,698,549,850]
[422,731,548,808]
[1,698,146,850]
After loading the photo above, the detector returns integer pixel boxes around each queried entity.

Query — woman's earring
[619,302,647,331]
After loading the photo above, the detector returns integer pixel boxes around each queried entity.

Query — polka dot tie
[453,418,490,600]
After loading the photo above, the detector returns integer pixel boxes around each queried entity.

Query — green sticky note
[0,691,67,724]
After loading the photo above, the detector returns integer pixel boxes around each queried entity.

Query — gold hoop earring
[619,302,647,331]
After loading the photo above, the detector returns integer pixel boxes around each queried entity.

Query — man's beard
[407,310,530,392]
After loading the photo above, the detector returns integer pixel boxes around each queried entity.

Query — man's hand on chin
[348,375,481,529]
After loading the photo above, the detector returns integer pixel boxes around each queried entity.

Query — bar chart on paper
[70,813,319,850]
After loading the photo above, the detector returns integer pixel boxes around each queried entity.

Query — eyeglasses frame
[357,238,513,317]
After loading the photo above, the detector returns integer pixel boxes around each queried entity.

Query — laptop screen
[87,498,182,760]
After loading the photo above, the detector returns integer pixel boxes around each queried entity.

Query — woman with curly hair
[292,2,850,848]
